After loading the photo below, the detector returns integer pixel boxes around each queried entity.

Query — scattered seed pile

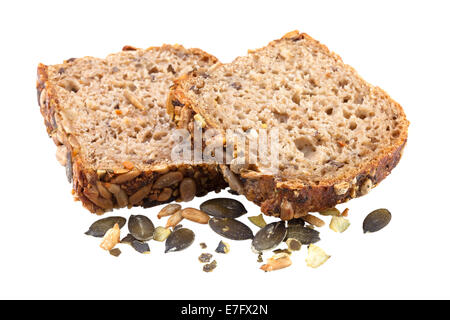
[86,196,391,272]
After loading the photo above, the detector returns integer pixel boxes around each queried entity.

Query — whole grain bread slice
[37,44,226,214]
[168,31,409,219]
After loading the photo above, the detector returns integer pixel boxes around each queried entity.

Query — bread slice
[37,44,226,214]
[168,31,409,219]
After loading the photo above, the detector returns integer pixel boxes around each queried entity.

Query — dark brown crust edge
[36,46,227,215]
[167,31,409,219]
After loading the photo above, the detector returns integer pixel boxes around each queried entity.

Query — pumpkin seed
[198,253,213,263]
[286,238,302,251]
[257,253,264,263]
[173,224,183,232]
[128,215,155,241]
[363,208,391,233]
[109,248,122,257]
[248,214,267,228]
[215,240,230,254]
[200,198,247,218]
[153,226,171,242]
[208,218,253,240]
[285,224,320,245]
[131,240,150,254]
[203,260,217,273]
[287,218,305,228]
[85,216,126,237]
[273,248,292,255]
[120,233,136,245]
[251,222,287,252]
[165,228,195,253]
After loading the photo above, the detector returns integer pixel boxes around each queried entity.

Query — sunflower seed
[248,214,267,228]
[215,240,230,254]
[198,253,213,263]
[166,210,184,229]
[131,240,151,254]
[165,228,195,253]
[285,224,320,245]
[363,208,391,233]
[251,221,287,252]
[100,223,120,251]
[319,207,341,216]
[260,252,292,272]
[208,218,253,240]
[85,216,126,237]
[153,226,171,242]
[153,171,183,189]
[302,214,325,228]
[109,248,121,257]
[157,204,182,219]
[128,215,155,241]
[66,151,73,183]
[203,260,217,273]
[181,208,210,224]
[200,198,247,218]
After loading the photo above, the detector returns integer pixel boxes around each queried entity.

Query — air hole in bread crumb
[342,96,351,103]
[325,108,333,115]
[349,122,357,130]
[294,137,316,159]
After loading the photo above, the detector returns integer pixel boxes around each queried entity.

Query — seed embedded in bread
[169,30,409,218]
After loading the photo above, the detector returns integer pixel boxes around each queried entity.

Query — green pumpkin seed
[287,218,305,228]
[215,240,230,254]
[200,198,247,218]
[128,215,154,241]
[203,260,217,273]
[198,253,213,263]
[363,209,391,233]
[248,214,267,228]
[251,221,287,252]
[285,224,320,245]
[208,218,253,240]
[85,216,126,237]
[120,233,136,245]
[109,248,122,257]
[286,238,302,251]
[131,240,150,254]
[165,228,195,253]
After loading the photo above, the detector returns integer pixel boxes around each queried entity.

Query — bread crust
[37,45,226,214]
[167,31,409,219]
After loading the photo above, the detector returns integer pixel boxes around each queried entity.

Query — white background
[0,0,449,300]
